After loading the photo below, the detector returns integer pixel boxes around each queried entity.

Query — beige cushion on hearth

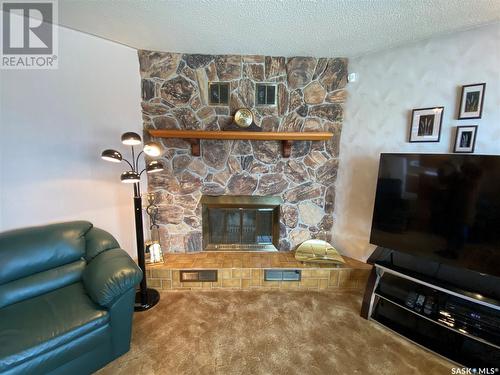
[294,239,345,264]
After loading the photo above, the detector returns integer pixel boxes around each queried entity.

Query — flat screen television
[370,153,500,278]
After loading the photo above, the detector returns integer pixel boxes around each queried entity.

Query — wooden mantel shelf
[148,129,333,141]
[148,129,333,157]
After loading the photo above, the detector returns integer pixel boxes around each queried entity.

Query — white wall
[0,25,143,257]
[334,22,500,261]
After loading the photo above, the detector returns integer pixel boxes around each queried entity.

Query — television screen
[370,153,500,277]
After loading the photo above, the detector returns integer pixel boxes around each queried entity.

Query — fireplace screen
[201,195,282,251]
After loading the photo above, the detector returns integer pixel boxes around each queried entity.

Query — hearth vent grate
[264,270,301,281]
[180,270,218,282]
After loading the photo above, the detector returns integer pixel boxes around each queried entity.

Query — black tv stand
[363,261,500,367]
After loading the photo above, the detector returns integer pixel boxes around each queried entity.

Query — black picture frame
[408,107,444,143]
[453,125,478,153]
[458,83,486,120]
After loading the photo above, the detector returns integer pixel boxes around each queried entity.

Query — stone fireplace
[139,51,347,253]
[201,195,281,251]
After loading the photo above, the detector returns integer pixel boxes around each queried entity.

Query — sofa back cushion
[0,260,85,308]
[0,221,93,307]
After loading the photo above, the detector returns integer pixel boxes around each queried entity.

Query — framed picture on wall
[458,83,486,119]
[453,125,478,153]
[409,107,444,142]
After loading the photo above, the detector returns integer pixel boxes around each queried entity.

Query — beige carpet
[97,290,453,375]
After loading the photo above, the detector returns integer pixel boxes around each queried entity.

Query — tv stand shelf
[374,261,500,310]
[364,262,500,367]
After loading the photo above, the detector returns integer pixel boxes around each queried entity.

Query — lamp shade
[146,160,164,174]
[121,171,140,183]
[101,149,122,163]
[121,132,142,146]
[143,141,163,157]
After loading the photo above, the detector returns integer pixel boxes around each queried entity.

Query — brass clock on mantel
[234,108,253,128]
[223,108,262,132]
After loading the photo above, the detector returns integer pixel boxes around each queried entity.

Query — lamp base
[134,288,160,312]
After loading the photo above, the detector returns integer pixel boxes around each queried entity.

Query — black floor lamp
[101,131,163,311]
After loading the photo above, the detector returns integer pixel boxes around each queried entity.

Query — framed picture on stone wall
[453,125,478,153]
[458,83,486,119]
[409,107,444,143]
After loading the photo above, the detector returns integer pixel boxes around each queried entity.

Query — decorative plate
[234,108,254,128]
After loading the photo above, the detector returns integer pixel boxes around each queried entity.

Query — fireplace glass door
[201,195,281,251]
[208,208,273,245]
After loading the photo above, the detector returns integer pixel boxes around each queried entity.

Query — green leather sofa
[0,221,143,375]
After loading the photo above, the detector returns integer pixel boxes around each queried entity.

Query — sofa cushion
[0,260,86,308]
[0,282,109,373]
[0,221,93,285]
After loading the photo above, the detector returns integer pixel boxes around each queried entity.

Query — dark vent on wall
[256,83,277,105]
[264,270,301,281]
[209,82,229,105]
[180,270,218,282]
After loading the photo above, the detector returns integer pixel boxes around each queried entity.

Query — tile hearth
[146,252,372,291]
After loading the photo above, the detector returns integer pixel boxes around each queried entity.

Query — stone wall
[138,51,348,252]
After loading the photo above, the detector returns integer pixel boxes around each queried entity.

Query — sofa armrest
[82,248,142,308]
[85,227,121,261]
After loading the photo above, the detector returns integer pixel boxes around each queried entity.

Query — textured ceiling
[58,0,500,57]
